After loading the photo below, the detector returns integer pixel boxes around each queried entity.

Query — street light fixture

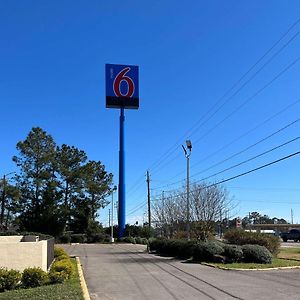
[182,140,192,240]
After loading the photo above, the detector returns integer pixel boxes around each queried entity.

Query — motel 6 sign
[105,64,139,109]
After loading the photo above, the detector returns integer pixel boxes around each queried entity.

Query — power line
[126,18,300,193]
[149,31,300,175]
[126,200,147,216]
[152,114,300,191]
[198,136,300,182]
[153,150,300,202]
[191,119,300,179]
[150,57,300,176]
[167,97,300,183]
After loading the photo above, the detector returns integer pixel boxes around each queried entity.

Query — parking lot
[62,243,300,300]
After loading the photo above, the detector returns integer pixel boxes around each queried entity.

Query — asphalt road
[62,243,300,300]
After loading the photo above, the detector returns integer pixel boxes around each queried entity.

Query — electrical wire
[125,18,300,194]
[152,106,300,191]
[152,150,300,202]
[166,97,300,183]
[150,57,300,176]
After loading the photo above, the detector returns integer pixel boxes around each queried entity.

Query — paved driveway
[62,243,300,300]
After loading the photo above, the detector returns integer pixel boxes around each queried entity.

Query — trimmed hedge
[224,230,280,255]
[149,238,198,259]
[21,267,48,288]
[54,246,68,258]
[242,244,272,264]
[0,268,21,292]
[193,241,224,262]
[50,259,73,279]
[70,234,86,243]
[149,238,274,264]
[223,244,243,263]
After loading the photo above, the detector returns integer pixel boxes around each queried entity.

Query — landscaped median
[0,246,84,300]
[148,230,300,270]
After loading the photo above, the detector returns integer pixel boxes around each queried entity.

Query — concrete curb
[76,257,91,300]
[202,262,300,271]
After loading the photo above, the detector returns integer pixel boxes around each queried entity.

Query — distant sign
[105,64,139,109]
[236,217,242,228]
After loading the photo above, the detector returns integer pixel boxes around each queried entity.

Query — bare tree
[152,182,235,240]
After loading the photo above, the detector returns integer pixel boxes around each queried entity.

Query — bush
[54,246,68,258]
[86,233,105,243]
[149,238,168,253]
[135,237,143,244]
[223,244,243,263]
[0,268,21,292]
[21,267,48,288]
[148,238,197,259]
[51,259,73,279]
[224,230,280,255]
[193,241,224,262]
[48,270,68,284]
[242,244,272,264]
[58,234,71,244]
[70,234,86,243]
[173,240,197,259]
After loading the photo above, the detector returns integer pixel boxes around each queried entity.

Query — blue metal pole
[118,107,126,238]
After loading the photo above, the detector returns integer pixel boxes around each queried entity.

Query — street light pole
[111,186,117,243]
[182,140,192,240]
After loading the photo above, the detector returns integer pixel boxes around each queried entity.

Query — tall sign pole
[105,64,139,238]
[119,107,125,237]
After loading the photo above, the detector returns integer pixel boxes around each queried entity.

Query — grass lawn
[209,258,300,269]
[278,247,300,260]
[0,258,84,300]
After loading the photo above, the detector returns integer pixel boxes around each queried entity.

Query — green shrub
[135,237,143,244]
[224,230,280,255]
[70,234,86,243]
[148,238,167,254]
[223,244,243,263]
[86,233,105,243]
[148,238,162,251]
[173,240,197,259]
[141,238,148,245]
[54,246,68,258]
[48,270,68,284]
[51,259,73,279]
[242,244,272,264]
[0,268,21,292]
[193,241,224,262]
[58,234,71,244]
[149,238,197,259]
[21,267,48,288]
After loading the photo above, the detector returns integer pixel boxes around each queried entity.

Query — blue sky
[1,1,300,225]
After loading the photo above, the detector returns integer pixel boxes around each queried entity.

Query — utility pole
[0,175,6,227]
[219,209,222,238]
[291,208,294,225]
[108,209,111,228]
[146,170,151,229]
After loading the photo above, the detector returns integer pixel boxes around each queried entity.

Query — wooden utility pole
[146,171,151,229]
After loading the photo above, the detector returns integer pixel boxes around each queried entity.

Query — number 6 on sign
[105,64,139,109]
[113,67,135,97]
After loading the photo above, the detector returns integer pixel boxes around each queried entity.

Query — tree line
[0,127,113,237]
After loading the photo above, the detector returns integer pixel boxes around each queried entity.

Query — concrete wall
[0,236,23,243]
[0,236,54,272]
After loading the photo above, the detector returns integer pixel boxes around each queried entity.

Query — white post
[111,191,114,243]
